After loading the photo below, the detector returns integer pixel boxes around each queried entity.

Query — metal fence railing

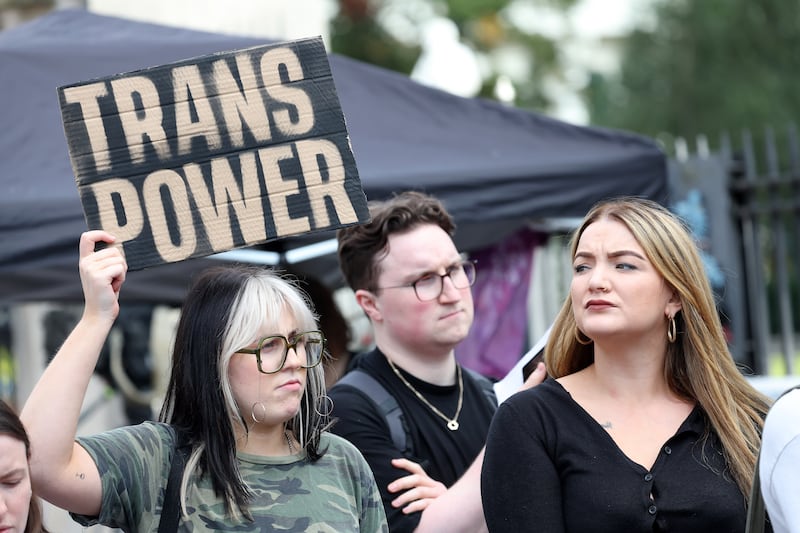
[671,125,800,376]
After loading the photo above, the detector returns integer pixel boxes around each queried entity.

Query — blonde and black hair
[545,196,771,497]
[159,265,329,517]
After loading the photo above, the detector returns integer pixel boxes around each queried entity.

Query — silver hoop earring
[315,395,334,417]
[251,401,267,424]
[575,329,592,345]
[667,315,677,344]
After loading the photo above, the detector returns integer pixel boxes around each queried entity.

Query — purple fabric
[456,228,546,379]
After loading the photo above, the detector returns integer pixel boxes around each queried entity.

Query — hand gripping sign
[58,36,368,270]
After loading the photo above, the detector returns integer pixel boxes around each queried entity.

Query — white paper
[493,326,551,404]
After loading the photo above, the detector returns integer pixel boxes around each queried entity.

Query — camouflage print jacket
[73,421,388,532]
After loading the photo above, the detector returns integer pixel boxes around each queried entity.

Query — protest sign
[58,36,368,270]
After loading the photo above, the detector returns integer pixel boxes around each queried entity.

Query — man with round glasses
[330,191,545,532]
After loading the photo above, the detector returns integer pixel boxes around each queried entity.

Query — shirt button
[644,473,653,482]
[648,505,657,515]
[663,446,672,454]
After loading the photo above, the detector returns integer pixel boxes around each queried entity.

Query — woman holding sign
[481,198,771,532]
[21,231,387,532]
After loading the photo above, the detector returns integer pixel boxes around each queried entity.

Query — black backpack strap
[335,366,497,455]
[335,369,410,453]
[463,367,498,409]
[158,427,190,533]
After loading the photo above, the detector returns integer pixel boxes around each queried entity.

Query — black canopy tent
[0,9,668,304]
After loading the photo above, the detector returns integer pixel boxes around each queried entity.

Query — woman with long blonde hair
[482,197,770,532]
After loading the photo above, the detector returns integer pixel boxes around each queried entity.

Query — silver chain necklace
[386,357,464,431]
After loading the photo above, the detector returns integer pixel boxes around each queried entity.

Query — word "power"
[58,37,368,270]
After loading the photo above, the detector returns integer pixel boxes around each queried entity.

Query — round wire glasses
[375,260,476,301]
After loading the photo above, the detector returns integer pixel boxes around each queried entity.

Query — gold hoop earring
[667,315,677,343]
[251,401,267,423]
[575,329,592,345]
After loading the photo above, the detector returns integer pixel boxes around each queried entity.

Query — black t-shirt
[482,378,749,533]
[329,349,497,532]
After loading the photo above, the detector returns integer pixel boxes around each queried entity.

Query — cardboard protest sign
[58,36,368,270]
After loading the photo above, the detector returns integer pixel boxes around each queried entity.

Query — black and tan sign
[58,36,368,270]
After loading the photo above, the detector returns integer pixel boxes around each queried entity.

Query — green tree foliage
[587,0,800,141]
[329,0,577,112]
[329,0,421,75]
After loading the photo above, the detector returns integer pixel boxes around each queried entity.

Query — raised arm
[21,231,126,516]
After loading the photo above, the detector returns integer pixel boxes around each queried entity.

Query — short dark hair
[337,191,455,291]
